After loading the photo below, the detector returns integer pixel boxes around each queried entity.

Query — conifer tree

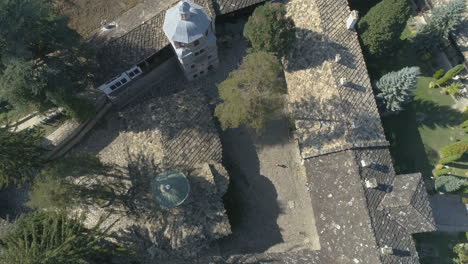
[0,211,124,264]
[375,66,420,114]
[0,0,96,120]
[243,2,295,57]
[357,0,411,57]
[0,126,46,188]
[413,0,466,53]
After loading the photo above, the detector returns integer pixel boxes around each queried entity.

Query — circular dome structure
[151,170,190,208]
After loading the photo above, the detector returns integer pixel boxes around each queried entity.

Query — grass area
[414,232,467,264]
[0,103,37,126]
[383,77,466,179]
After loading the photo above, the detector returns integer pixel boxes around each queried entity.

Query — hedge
[434,168,452,177]
[433,69,445,79]
[440,140,468,158]
[439,155,462,165]
[436,64,465,86]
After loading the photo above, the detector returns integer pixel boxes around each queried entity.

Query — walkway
[219,119,320,255]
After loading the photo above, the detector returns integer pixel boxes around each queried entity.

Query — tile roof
[213,0,266,15]
[91,0,216,83]
[286,0,388,158]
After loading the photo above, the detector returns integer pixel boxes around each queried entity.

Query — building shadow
[218,126,283,255]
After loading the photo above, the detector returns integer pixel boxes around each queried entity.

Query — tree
[413,0,466,53]
[435,175,467,193]
[0,211,124,264]
[0,0,96,120]
[27,152,117,210]
[0,127,46,188]
[357,0,411,58]
[375,66,420,114]
[243,2,295,57]
[453,243,468,264]
[215,52,286,133]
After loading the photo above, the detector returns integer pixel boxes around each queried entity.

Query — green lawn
[382,77,467,180]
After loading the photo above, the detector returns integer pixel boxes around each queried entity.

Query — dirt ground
[53,0,142,37]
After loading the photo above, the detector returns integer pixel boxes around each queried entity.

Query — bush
[440,140,468,158]
[439,154,463,165]
[243,2,295,57]
[429,81,437,88]
[437,64,465,86]
[357,0,411,57]
[435,164,444,170]
[434,168,452,177]
[445,83,463,96]
[435,175,467,193]
[453,243,468,264]
[433,69,446,79]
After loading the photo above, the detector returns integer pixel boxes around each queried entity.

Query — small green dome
[151,170,190,208]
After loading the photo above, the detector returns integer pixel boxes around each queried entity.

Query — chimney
[346,10,359,30]
[380,246,393,255]
[365,178,378,189]
[340,78,347,86]
[334,54,341,63]
[360,159,367,167]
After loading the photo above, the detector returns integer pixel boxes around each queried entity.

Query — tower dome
[162,0,211,44]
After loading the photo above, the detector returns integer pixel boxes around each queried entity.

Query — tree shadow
[284,28,356,73]
[412,99,465,129]
[218,126,283,256]
[105,150,232,262]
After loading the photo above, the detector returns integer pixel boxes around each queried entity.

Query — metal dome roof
[162,0,212,44]
[151,170,190,208]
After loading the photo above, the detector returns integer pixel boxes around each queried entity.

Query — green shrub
[357,0,411,57]
[429,81,437,88]
[434,168,452,177]
[445,83,463,96]
[441,140,468,158]
[439,154,463,165]
[437,64,465,86]
[461,120,468,128]
[435,164,444,170]
[453,243,468,264]
[433,69,446,79]
[243,2,295,57]
[435,175,467,192]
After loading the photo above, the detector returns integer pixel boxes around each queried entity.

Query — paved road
[430,194,468,231]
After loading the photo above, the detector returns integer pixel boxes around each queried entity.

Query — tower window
[208,65,214,70]
[208,55,212,59]
[191,64,195,69]
[193,74,198,78]
[200,71,204,75]
[194,40,200,46]
[200,49,205,54]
